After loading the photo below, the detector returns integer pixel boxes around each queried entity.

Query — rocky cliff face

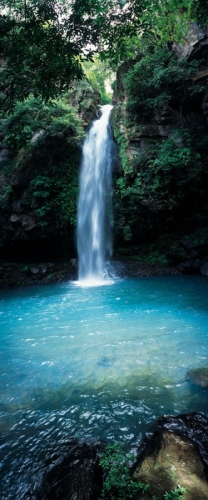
[0,123,81,261]
[111,24,208,272]
[0,85,101,262]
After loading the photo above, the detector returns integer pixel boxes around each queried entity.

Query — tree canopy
[0,0,206,110]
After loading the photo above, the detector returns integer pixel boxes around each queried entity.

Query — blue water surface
[0,275,208,498]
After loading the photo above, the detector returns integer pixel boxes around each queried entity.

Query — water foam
[77,105,113,281]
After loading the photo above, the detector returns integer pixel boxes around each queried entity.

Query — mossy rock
[134,430,208,500]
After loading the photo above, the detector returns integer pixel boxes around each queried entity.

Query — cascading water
[77,104,113,283]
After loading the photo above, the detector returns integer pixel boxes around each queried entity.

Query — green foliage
[191,0,208,25]
[82,55,114,104]
[1,0,151,106]
[3,96,84,153]
[99,443,149,500]
[136,130,201,210]
[0,0,109,109]
[163,487,186,499]
[113,122,208,244]
[0,182,12,209]
[125,46,206,120]
[29,168,78,227]
[68,78,102,118]
[76,0,192,66]
[0,3,82,109]
[139,0,192,45]
[30,175,51,196]
[99,444,186,500]
[0,94,84,237]
[0,0,208,254]
[0,0,204,111]
[112,37,208,246]
[151,488,186,500]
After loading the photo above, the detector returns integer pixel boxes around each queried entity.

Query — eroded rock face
[172,22,208,60]
[0,83,102,261]
[134,413,208,500]
[69,86,102,128]
[35,439,105,500]
[111,22,208,259]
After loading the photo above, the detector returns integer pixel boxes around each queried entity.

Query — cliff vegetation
[0,0,208,275]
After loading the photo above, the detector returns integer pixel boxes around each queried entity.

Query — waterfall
[77,104,113,283]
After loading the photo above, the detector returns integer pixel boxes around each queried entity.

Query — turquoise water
[1,275,208,498]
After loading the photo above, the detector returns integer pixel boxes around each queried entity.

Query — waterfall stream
[77,104,113,283]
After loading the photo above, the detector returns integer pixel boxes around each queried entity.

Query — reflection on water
[0,276,208,498]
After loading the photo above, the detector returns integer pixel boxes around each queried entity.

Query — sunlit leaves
[0,0,203,109]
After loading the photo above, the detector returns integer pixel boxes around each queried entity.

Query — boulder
[30,267,39,275]
[33,414,208,500]
[186,368,208,387]
[35,439,105,500]
[134,413,208,500]
[10,213,21,223]
[172,22,208,60]
[21,215,37,231]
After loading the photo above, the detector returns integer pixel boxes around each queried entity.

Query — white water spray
[77,105,113,283]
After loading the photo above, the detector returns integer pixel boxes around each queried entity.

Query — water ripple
[0,276,208,498]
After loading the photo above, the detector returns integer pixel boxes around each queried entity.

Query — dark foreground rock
[33,413,208,500]
[134,412,208,500]
[35,439,105,500]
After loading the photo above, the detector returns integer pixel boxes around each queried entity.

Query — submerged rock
[134,412,208,500]
[186,367,208,387]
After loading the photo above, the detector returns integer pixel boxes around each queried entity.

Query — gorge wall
[111,23,208,272]
[1,22,208,275]
[0,83,101,262]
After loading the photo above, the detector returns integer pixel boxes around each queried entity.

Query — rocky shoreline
[0,258,192,289]
[0,259,78,289]
[1,256,208,290]
[31,412,208,500]
[0,238,208,289]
